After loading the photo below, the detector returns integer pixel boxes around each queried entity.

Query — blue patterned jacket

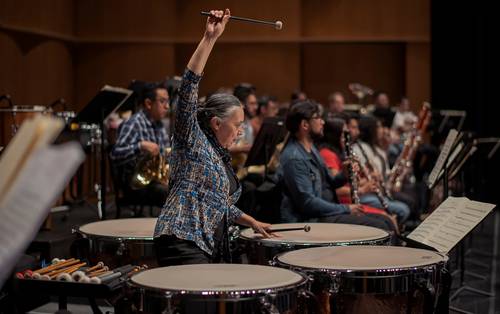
[154,69,243,255]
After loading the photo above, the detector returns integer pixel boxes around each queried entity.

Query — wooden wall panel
[22,41,73,107]
[175,0,301,40]
[0,0,74,36]
[75,0,176,39]
[174,43,300,102]
[405,43,430,110]
[302,0,430,41]
[0,33,73,107]
[302,43,405,106]
[0,32,23,102]
[75,44,175,110]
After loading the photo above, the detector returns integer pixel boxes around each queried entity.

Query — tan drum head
[240,223,388,244]
[277,246,447,271]
[131,264,305,292]
[78,218,156,239]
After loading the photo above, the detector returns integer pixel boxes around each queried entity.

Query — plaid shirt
[154,69,243,255]
[110,110,169,179]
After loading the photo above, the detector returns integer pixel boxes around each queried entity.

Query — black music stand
[446,138,499,314]
[72,86,133,220]
[244,117,287,178]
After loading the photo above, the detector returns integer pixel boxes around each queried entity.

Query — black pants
[154,235,211,266]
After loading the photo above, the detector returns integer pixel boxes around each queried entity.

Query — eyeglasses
[156,97,170,105]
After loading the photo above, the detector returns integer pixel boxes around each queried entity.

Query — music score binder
[244,117,287,168]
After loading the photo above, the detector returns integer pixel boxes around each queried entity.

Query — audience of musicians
[109,82,171,207]
[318,116,410,223]
[276,101,394,231]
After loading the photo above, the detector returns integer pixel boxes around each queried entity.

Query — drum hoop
[274,256,448,279]
[128,275,309,298]
[76,218,156,241]
[0,106,50,113]
[239,235,390,247]
[77,229,154,241]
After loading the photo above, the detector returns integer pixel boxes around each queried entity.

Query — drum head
[240,223,389,244]
[131,264,305,292]
[277,246,447,271]
[78,218,156,239]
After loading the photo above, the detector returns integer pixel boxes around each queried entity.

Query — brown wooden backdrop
[1,0,430,112]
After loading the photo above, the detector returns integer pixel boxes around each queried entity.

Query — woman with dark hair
[353,115,411,223]
[317,117,407,231]
[154,9,271,266]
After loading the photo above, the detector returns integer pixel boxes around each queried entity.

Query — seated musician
[230,83,261,214]
[250,95,279,135]
[277,101,393,231]
[317,116,410,225]
[110,82,170,207]
[353,115,418,220]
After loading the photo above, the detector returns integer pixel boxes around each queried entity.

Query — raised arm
[188,9,230,75]
[174,9,231,146]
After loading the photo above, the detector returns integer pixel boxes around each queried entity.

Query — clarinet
[353,154,389,211]
[355,141,393,200]
[343,130,360,204]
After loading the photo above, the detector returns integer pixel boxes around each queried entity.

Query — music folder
[0,115,85,286]
[72,85,133,125]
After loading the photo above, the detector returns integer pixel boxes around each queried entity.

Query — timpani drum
[274,246,449,314]
[129,264,309,314]
[239,223,390,265]
[0,105,51,147]
[76,218,157,268]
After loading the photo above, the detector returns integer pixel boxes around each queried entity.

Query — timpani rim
[129,264,308,296]
[77,218,156,241]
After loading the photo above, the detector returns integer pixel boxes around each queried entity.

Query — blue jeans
[360,193,410,223]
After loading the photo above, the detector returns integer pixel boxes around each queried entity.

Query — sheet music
[408,196,496,253]
[0,142,84,286]
[427,129,459,188]
[436,141,463,182]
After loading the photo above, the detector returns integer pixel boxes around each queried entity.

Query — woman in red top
[317,117,399,233]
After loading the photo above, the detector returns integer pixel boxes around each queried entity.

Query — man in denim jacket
[278,101,391,230]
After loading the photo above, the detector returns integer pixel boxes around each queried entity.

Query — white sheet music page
[408,196,496,253]
[427,129,459,188]
[0,142,84,286]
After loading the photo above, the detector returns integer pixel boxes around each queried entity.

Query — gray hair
[197,93,242,130]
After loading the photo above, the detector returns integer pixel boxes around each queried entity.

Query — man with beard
[278,100,391,230]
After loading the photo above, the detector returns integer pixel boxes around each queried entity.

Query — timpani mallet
[267,225,311,233]
[200,11,283,30]
[33,258,77,274]
[84,262,105,273]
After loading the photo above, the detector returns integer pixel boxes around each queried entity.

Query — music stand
[244,117,287,178]
[72,86,133,220]
[448,138,500,313]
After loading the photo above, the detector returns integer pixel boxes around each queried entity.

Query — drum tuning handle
[259,295,279,314]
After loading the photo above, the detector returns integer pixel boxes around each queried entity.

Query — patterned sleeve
[174,69,203,147]
[110,120,141,162]
[228,205,244,223]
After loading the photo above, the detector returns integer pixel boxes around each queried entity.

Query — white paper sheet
[0,142,84,286]
[427,129,459,188]
[408,196,496,253]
